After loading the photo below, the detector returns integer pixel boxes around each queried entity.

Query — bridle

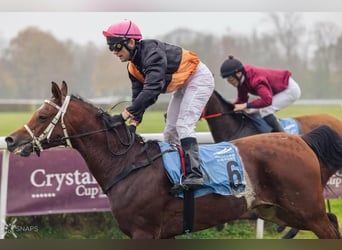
[24,96,72,153]
[24,95,136,156]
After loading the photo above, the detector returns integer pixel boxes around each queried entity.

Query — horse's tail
[302,125,342,170]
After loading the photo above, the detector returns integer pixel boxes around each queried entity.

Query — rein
[102,145,176,193]
[201,109,251,140]
[200,110,235,120]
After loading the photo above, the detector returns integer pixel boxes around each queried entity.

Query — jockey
[220,55,301,132]
[103,19,215,190]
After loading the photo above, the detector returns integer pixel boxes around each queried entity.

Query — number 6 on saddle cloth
[159,141,246,198]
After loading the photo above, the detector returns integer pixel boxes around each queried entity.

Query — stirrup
[169,174,188,195]
[169,184,189,195]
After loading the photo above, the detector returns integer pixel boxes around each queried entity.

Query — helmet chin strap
[232,73,245,86]
[123,39,139,60]
[239,74,245,85]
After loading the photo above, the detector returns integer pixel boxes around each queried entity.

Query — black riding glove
[128,125,136,134]
[110,114,125,127]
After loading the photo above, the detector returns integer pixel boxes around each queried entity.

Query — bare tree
[6,27,73,98]
[311,21,340,73]
[266,12,305,67]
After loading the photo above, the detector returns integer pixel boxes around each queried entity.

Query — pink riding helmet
[102,19,142,40]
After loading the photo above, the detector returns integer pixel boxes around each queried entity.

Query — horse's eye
[38,115,48,121]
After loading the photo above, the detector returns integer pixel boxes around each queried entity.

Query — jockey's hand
[234,103,247,112]
[110,114,125,127]
[128,125,136,134]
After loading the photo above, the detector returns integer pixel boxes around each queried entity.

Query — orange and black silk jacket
[126,39,199,123]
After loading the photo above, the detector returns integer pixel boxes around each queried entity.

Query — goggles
[106,37,127,52]
[109,42,124,52]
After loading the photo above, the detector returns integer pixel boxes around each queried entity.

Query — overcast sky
[1,0,342,11]
[0,0,341,48]
[0,12,341,48]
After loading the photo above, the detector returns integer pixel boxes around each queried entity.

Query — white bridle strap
[25,95,72,152]
[24,124,43,152]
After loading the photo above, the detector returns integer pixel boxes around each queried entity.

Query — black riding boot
[181,137,204,189]
[263,114,285,132]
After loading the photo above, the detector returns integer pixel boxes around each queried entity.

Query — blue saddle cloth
[159,142,246,198]
[279,118,302,134]
[248,114,302,134]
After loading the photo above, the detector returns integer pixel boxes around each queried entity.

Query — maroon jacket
[235,65,291,108]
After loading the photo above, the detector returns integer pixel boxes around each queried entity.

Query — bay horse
[203,89,342,237]
[5,81,342,239]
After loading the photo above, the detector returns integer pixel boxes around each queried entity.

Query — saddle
[159,142,246,198]
[245,113,302,134]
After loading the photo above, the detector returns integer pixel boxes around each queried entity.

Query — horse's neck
[66,104,134,185]
[206,93,254,140]
[206,116,239,139]
[206,111,259,141]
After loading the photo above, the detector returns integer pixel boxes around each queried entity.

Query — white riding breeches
[163,62,215,145]
[259,77,301,118]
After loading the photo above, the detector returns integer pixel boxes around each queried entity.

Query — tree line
[0,13,341,101]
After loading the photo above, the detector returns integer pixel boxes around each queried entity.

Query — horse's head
[6,81,70,156]
[6,81,136,158]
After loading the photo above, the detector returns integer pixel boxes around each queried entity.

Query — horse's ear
[51,81,62,102]
[61,81,68,96]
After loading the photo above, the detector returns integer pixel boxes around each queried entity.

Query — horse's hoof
[277,225,286,233]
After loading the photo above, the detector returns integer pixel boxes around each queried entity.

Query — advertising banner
[1,148,111,216]
[324,170,342,199]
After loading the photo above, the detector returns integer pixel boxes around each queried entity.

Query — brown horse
[5,81,342,239]
[203,89,342,237]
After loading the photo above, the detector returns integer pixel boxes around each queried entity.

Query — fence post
[256,218,264,239]
[0,149,10,239]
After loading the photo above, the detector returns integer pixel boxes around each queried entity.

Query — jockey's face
[113,39,135,62]
[226,71,243,87]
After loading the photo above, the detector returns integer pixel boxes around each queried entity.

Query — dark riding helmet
[220,55,244,78]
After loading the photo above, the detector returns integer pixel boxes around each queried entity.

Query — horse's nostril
[5,136,14,145]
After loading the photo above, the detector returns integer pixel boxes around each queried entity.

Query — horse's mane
[70,94,159,146]
[212,90,235,111]
[71,94,111,119]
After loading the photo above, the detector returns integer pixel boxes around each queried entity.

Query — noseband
[24,96,73,153]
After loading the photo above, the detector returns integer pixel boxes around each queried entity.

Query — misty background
[0,12,341,104]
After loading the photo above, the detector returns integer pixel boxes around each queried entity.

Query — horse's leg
[277,225,286,233]
[281,228,299,239]
[327,212,339,233]
[216,224,225,231]
[279,213,340,239]
[310,216,341,239]
[216,211,259,232]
